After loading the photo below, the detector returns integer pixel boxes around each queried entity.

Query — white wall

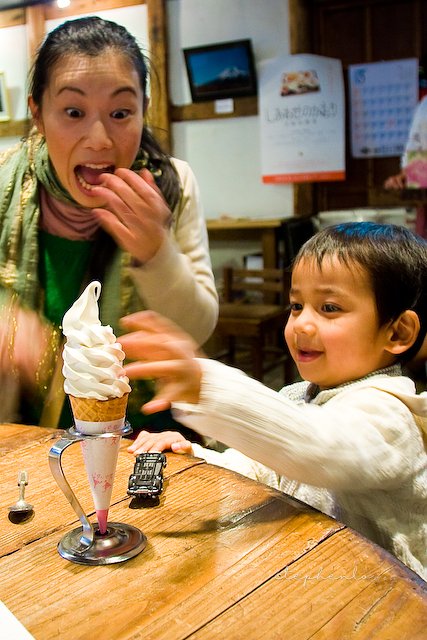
[167,0,294,221]
[0,24,28,122]
[0,23,28,150]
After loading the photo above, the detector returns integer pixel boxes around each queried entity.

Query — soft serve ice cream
[62,280,131,534]
[62,280,130,403]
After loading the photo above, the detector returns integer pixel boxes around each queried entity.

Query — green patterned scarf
[0,131,47,309]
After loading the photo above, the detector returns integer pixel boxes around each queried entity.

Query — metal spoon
[8,470,34,522]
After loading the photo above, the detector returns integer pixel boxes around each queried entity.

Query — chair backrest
[222,267,289,305]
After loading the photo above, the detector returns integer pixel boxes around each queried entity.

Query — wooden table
[206,217,289,269]
[1,424,427,639]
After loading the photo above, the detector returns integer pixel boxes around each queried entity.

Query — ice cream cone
[60,282,133,536]
[69,393,129,435]
[69,393,129,533]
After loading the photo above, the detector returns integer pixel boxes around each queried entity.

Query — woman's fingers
[93,169,169,224]
[91,169,171,262]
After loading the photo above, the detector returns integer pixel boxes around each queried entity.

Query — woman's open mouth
[75,164,115,191]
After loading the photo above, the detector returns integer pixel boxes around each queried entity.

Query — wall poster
[259,54,345,184]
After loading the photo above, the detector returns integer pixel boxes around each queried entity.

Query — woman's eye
[111,109,130,120]
[65,108,83,118]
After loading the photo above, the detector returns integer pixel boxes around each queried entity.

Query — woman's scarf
[0,131,46,309]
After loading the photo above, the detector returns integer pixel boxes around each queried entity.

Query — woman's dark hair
[294,222,427,363]
[28,16,180,210]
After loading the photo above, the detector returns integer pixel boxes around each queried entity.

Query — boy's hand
[127,430,193,456]
[119,310,203,413]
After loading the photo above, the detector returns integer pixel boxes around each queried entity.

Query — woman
[0,16,218,427]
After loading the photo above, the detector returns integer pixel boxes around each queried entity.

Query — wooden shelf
[170,95,258,122]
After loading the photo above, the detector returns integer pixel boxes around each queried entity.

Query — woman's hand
[119,310,203,413]
[384,170,407,190]
[127,429,193,456]
[91,168,172,263]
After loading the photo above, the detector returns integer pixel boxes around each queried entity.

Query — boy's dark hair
[28,15,180,211]
[294,222,427,363]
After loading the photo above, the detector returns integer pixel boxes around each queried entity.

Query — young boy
[119,222,427,580]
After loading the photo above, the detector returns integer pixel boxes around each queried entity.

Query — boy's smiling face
[284,256,397,389]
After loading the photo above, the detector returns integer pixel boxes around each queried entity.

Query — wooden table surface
[1,424,427,639]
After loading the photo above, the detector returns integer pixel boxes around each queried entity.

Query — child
[119,222,427,580]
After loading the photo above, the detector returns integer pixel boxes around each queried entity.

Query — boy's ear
[384,310,420,356]
[28,96,44,135]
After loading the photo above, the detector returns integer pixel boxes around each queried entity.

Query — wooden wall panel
[146,0,170,151]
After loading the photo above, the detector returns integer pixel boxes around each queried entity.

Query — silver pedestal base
[58,522,147,565]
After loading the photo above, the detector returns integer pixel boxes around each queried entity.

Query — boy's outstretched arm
[119,310,203,413]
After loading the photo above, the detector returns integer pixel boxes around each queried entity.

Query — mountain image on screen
[195,66,250,96]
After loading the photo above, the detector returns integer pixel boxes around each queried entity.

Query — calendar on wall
[349,59,418,158]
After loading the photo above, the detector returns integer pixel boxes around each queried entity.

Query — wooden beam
[25,5,46,63]
[146,0,170,152]
[289,0,315,217]
[288,0,311,54]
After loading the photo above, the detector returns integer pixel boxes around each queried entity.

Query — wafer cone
[69,393,129,434]
[69,393,129,534]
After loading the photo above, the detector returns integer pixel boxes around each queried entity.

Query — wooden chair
[213,266,292,383]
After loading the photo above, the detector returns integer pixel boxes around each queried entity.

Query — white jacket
[174,363,427,580]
